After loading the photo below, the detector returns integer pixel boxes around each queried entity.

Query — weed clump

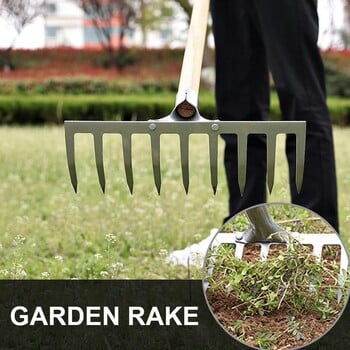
[205,241,349,349]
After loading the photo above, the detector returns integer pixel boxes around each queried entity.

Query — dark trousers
[211,0,339,231]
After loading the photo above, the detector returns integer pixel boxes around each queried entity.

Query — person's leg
[253,0,339,231]
[211,0,270,222]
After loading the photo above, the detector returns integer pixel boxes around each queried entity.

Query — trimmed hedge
[0,93,349,125]
[0,78,179,95]
[324,61,350,98]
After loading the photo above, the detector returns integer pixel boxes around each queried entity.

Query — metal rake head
[64,0,306,196]
[211,232,349,273]
[206,231,349,303]
[64,106,306,196]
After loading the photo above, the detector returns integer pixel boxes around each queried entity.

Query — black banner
[0,280,348,349]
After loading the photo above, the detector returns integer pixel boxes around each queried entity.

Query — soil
[207,289,334,350]
[205,244,346,350]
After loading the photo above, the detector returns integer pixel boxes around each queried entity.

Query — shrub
[0,94,348,125]
[0,78,180,96]
[324,61,350,98]
[0,94,184,124]
[322,50,350,98]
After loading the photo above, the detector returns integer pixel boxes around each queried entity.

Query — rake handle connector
[176,101,196,118]
[175,89,198,119]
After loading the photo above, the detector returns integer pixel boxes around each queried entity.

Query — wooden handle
[176,0,209,117]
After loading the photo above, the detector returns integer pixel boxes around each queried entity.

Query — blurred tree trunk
[173,0,213,67]
[134,0,174,47]
[0,0,44,71]
[174,0,192,22]
[343,0,350,48]
[76,0,135,69]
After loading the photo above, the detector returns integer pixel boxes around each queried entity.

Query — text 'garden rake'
[64,0,306,195]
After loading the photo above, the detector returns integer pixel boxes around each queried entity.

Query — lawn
[0,126,349,279]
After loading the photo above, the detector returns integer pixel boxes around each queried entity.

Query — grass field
[0,126,349,279]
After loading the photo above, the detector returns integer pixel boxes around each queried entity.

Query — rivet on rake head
[236,233,243,240]
[149,123,157,131]
[211,123,219,131]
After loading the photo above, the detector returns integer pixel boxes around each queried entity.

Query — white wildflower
[105,233,117,244]
[100,271,109,278]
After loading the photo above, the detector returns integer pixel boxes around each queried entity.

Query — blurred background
[0,0,349,123]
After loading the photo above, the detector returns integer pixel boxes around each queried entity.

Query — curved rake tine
[93,133,105,192]
[266,132,277,194]
[295,125,306,193]
[339,245,349,302]
[260,243,271,261]
[340,245,349,274]
[122,133,134,194]
[209,134,218,194]
[180,133,190,194]
[151,134,161,195]
[237,133,247,196]
[235,243,245,259]
[65,127,78,193]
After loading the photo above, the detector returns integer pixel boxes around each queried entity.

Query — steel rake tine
[151,134,161,195]
[338,245,349,302]
[312,243,323,260]
[267,133,277,194]
[93,132,105,193]
[64,127,78,193]
[295,126,306,193]
[340,245,348,274]
[234,243,245,259]
[237,133,248,196]
[122,133,134,194]
[209,134,218,195]
[180,134,190,194]
[260,243,270,261]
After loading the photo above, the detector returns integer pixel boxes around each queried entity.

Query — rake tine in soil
[259,243,273,260]
[180,133,190,194]
[65,127,78,193]
[93,132,105,193]
[237,133,248,196]
[209,133,218,195]
[234,243,245,260]
[150,133,162,195]
[122,133,134,194]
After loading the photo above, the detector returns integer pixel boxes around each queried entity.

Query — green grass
[0,126,349,279]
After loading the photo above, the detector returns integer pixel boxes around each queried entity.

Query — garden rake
[64,0,306,196]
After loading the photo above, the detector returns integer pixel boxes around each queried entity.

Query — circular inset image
[203,203,350,350]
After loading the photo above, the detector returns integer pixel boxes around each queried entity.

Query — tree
[135,0,174,46]
[0,0,44,70]
[343,0,350,48]
[173,0,212,67]
[173,0,191,23]
[76,0,135,69]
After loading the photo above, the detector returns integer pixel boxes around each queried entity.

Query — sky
[0,0,347,50]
